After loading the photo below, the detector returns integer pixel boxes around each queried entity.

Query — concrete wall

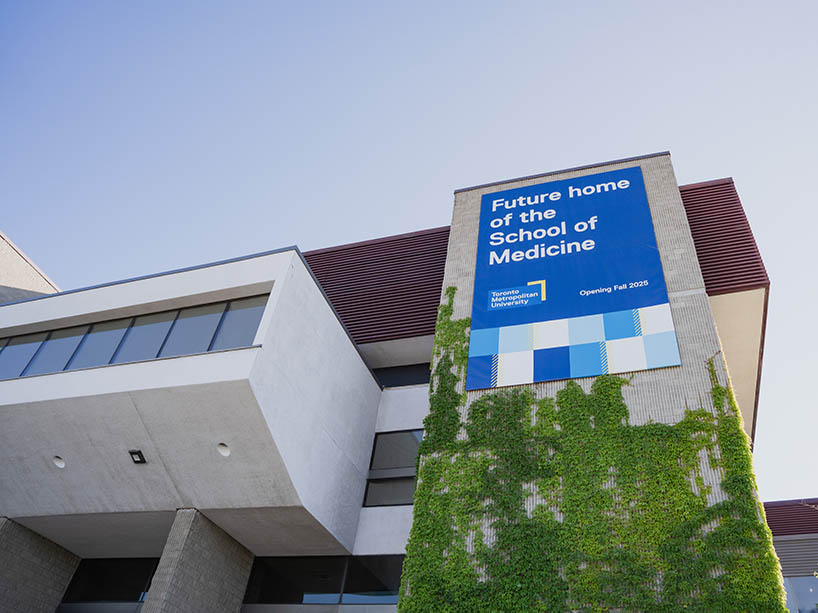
[0,230,58,304]
[443,153,734,506]
[0,247,382,558]
[0,517,79,613]
[143,509,253,613]
[353,506,413,555]
[374,385,429,432]
[250,254,382,552]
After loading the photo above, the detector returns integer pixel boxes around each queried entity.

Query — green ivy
[399,287,786,612]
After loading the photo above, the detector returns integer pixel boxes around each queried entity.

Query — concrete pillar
[0,517,79,613]
[142,509,253,613]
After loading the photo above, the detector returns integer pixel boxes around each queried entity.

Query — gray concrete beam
[142,509,253,613]
[0,517,79,613]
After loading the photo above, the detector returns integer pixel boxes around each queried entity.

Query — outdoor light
[129,449,146,464]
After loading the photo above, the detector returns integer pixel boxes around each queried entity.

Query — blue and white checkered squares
[466,302,680,390]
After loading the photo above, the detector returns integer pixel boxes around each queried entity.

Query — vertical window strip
[108,317,137,365]
[206,301,231,352]
[20,330,52,377]
[63,326,91,371]
[154,310,182,359]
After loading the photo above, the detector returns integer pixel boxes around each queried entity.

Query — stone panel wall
[143,509,253,613]
[0,517,79,613]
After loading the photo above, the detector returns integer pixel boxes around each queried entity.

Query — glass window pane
[158,303,226,358]
[112,312,176,364]
[364,478,416,507]
[342,555,404,604]
[210,295,267,351]
[0,333,47,380]
[783,575,818,613]
[370,430,423,470]
[23,326,89,376]
[373,363,431,387]
[66,319,131,370]
[61,558,159,603]
[243,557,345,604]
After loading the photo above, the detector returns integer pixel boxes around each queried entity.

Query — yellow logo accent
[527,279,546,301]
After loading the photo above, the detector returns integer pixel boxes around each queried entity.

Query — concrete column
[142,509,253,613]
[0,517,79,613]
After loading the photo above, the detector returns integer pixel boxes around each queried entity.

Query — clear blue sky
[2,1,816,502]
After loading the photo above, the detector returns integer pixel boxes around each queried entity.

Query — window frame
[363,428,423,507]
[0,294,269,381]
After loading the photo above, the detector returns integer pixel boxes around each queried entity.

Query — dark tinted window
[61,558,159,603]
[373,363,431,387]
[159,303,225,358]
[364,477,416,506]
[210,295,267,351]
[243,557,345,604]
[0,332,47,379]
[370,430,423,470]
[111,312,176,364]
[23,326,88,376]
[342,555,404,604]
[66,319,131,370]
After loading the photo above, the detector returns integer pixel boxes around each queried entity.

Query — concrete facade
[0,230,58,304]
[0,517,79,613]
[0,250,382,559]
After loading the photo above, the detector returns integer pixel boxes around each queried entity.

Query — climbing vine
[399,287,785,612]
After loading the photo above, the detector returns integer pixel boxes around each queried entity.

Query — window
[60,558,159,604]
[364,478,416,507]
[23,326,88,376]
[364,429,423,507]
[243,556,346,604]
[158,303,225,358]
[342,555,404,604]
[112,311,177,364]
[210,295,268,350]
[244,556,404,605]
[783,575,818,613]
[373,363,431,387]
[0,295,268,381]
[0,332,47,379]
[66,319,131,370]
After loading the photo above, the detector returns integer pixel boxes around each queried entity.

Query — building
[0,152,811,612]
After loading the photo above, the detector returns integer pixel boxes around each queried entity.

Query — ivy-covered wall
[399,287,785,612]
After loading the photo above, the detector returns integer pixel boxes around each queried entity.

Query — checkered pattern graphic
[465,303,680,390]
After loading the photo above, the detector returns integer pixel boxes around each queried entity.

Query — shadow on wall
[0,285,51,305]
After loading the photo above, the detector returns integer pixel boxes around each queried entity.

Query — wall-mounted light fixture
[129,449,147,464]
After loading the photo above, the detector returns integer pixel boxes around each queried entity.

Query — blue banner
[466,167,681,390]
